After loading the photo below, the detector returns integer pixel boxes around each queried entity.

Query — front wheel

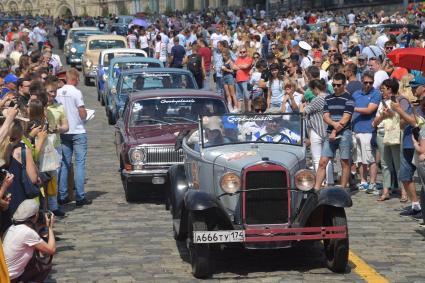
[107,109,116,125]
[123,180,139,202]
[84,77,90,86]
[324,207,349,273]
[187,212,211,279]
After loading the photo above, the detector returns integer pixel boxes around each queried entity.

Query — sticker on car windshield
[193,230,245,244]
[160,99,195,104]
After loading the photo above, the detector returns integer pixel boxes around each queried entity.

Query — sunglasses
[363,81,374,85]
[385,47,394,50]
[240,51,247,54]
[328,50,337,53]
[332,83,343,87]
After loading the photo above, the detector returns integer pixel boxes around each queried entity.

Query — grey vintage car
[168,113,352,278]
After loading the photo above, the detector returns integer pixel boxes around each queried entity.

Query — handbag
[383,114,401,145]
[38,134,61,172]
[20,144,40,199]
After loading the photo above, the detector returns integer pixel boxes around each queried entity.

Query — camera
[0,168,9,184]
[37,210,53,226]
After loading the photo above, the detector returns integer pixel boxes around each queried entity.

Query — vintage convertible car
[103,57,163,125]
[65,29,106,67]
[81,35,127,85]
[168,113,352,278]
[109,68,197,125]
[96,48,148,104]
[115,89,227,202]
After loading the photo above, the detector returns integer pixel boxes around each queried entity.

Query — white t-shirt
[56,84,86,134]
[283,91,303,113]
[373,70,389,89]
[3,225,43,279]
[376,34,389,50]
[300,56,312,70]
[155,41,167,62]
[210,33,223,49]
[347,13,356,24]
[139,35,149,49]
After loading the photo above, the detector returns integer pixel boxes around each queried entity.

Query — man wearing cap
[1,73,18,99]
[299,41,313,70]
[3,199,56,283]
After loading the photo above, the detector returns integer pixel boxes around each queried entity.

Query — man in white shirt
[376,29,389,50]
[3,199,56,282]
[56,68,92,207]
[33,22,47,51]
[368,57,389,89]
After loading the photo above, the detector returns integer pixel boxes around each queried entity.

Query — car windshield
[200,113,303,148]
[89,39,126,50]
[73,31,104,43]
[103,52,145,65]
[129,98,226,127]
[120,72,197,92]
[111,61,160,79]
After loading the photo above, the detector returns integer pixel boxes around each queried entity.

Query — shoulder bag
[20,144,40,199]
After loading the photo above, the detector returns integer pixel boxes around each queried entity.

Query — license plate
[193,230,245,244]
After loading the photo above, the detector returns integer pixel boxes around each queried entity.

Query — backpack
[187,54,202,75]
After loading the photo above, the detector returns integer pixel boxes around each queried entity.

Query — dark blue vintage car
[109,68,199,125]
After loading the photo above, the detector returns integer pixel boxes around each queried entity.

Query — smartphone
[381,100,388,108]
[413,127,420,141]
[390,96,397,102]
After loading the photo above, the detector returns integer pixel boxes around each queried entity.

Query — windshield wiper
[165,116,197,123]
[136,116,172,125]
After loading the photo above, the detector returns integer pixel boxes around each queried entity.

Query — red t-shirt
[198,47,212,72]
[391,67,408,81]
[235,56,253,82]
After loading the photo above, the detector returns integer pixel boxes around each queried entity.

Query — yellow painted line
[349,250,389,283]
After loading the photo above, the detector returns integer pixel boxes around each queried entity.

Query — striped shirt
[323,92,355,133]
[304,94,327,138]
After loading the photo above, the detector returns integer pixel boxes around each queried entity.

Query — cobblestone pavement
[46,52,425,283]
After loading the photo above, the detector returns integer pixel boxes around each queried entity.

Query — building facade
[0,0,275,17]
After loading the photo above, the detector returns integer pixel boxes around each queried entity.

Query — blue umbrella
[131,18,150,28]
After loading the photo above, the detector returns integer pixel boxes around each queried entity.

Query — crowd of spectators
[0,18,90,282]
[116,7,425,222]
[0,4,424,282]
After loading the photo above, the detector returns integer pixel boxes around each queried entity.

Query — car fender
[184,190,220,211]
[168,164,189,219]
[292,188,352,228]
[317,187,352,208]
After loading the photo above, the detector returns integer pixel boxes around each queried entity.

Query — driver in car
[252,117,301,144]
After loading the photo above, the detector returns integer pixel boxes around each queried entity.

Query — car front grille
[145,146,184,165]
[244,170,288,225]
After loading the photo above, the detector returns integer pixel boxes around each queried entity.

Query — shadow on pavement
[175,239,342,277]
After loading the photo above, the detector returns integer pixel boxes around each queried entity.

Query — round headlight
[129,148,145,165]
[86,60,92,67]
[220,172,241,194]
[70,47,77,53]
[111,87,117,95]
[294,169,316,191]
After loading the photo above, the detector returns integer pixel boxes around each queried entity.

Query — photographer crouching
[2,199,55,282]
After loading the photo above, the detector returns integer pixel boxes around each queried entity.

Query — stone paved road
[46,52,425,283]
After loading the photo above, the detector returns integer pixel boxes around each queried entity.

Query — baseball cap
[4,73,18,84]
[358,54,367,61]
[298,41,312,51]
[12,199,39,222]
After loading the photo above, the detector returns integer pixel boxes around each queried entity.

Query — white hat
[22,28,30,33]
[298,41,312,51]
[13,199,39,222]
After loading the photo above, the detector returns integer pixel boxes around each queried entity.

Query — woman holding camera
[372,79,404,201]
[3,199,55,283]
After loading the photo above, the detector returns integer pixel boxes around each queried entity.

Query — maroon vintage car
[114,89,228,201]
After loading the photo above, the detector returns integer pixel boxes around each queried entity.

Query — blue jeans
[236,81,250,101]
[58,134,87,201]
[202,71,211,91]
[215,76,224,97]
